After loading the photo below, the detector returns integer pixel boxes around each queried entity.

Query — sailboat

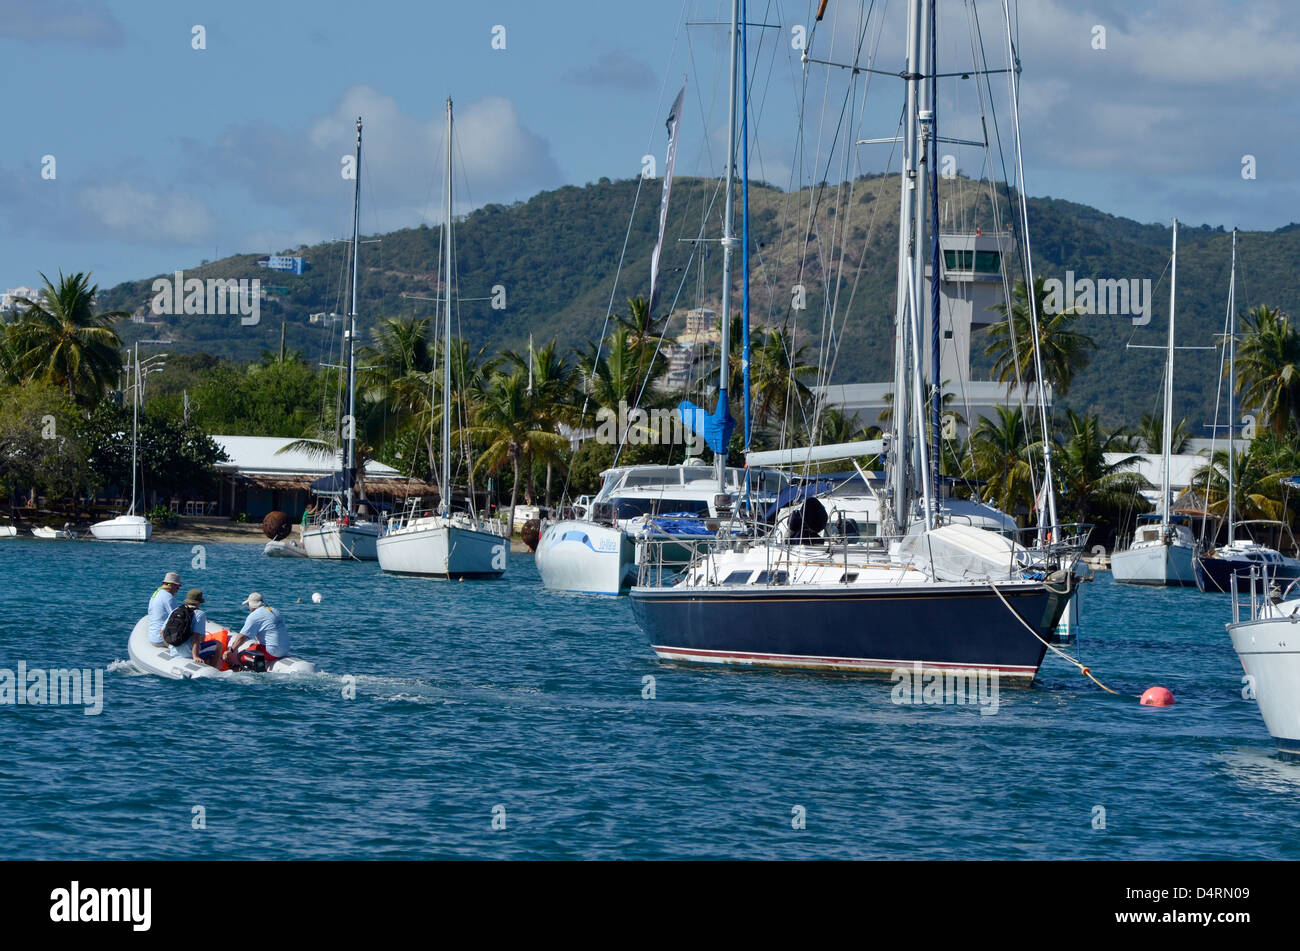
[1111,220,1198,586]
[302,116,381,561]
[629,0,1081,678]
[90,343,152,542]
[1194,228,1300,593]
[375,98,509,579]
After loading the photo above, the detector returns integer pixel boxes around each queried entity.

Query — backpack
[162,604,195,646]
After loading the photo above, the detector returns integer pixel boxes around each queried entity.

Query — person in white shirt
[227,592,290,668]
[147,572,184,646]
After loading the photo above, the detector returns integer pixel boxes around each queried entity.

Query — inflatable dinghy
[128,616,317,679]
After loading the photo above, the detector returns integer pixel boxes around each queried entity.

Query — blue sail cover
[678,397,736,454]
[311,468,355,494]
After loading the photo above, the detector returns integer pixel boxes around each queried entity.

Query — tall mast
[740,0,752,457]
[441,97,453,517]
[716,0,740,493]
[130,341,139,516]
[1227,227,1237,538]
[346,116,362,518]
[925,0,942,512]
[890,0,924,530]
[1002,0,1057,535]
[1161,219,1178,535]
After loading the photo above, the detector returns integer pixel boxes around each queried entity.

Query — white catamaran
[302,117,381,561]
[376,98,508,579]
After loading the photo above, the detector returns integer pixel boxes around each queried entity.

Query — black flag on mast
[649,80,686,315]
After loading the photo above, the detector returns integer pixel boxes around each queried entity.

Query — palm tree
[9,271,126,406]
[1051,410,1150,524]
[968,405,1036,519]
[578,326,666,413]
[750,327,815,434]
[503,338,578,506]
[464,368,568,535]
[1236,304,1300,435]
[1132,411,1192,455]
[985,276,1096,397]
[1191,447,1288,524]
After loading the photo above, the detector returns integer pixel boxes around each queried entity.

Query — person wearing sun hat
[226,591,290,669]
[147,571,184,646]
[166,588,215,662]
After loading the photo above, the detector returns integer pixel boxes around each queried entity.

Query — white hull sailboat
[1111,534,1197,586]
[379,511,507,578]
[90,514,152,542]
[377,98,506,580]
[303,116,380,561]
[303,521,378,560]
[1111,219,1198,586]
[91,343,152,542]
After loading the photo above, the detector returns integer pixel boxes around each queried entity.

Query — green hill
[98,174,1300,432]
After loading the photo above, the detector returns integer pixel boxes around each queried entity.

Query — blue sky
[2,0,1296,290]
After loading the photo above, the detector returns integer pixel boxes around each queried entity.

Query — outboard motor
[228,645,268,673]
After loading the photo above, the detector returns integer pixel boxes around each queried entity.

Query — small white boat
[32,525,76,540]
[264,538,309,558]
[127,616,317,679]
[1228,576,1300,757]
[90,513,152,542]
[91,343,152,542]
[0,525,16,538]
[378,505,508,579]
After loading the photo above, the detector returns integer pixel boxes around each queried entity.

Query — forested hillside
[97,174,1300,431]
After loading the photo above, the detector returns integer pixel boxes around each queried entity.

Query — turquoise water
[0,537,1295,860]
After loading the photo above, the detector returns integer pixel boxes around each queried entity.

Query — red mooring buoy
[1140,686,1175,706]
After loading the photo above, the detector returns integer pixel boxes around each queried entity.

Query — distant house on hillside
[1,286,41,313]
[256,255,308,275]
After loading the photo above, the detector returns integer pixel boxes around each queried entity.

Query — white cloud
[78,182,214,242]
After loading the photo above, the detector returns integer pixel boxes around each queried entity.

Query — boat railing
[1231,564,1289,622]
[1009,523,1094,575]
[634,519,1092,589]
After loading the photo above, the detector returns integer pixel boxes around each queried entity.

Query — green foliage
[5,271,126,407]
[78,399,227,501]
[0,381,87,501]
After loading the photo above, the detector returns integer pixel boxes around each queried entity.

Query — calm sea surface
[0,537,1294,860]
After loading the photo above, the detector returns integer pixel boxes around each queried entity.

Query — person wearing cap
[147,571,184,646]
[168,589,215,662]
[226,592,290,668]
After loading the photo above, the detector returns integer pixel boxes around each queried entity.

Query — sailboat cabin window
[723,570,753,585]
[754,570,789,585]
